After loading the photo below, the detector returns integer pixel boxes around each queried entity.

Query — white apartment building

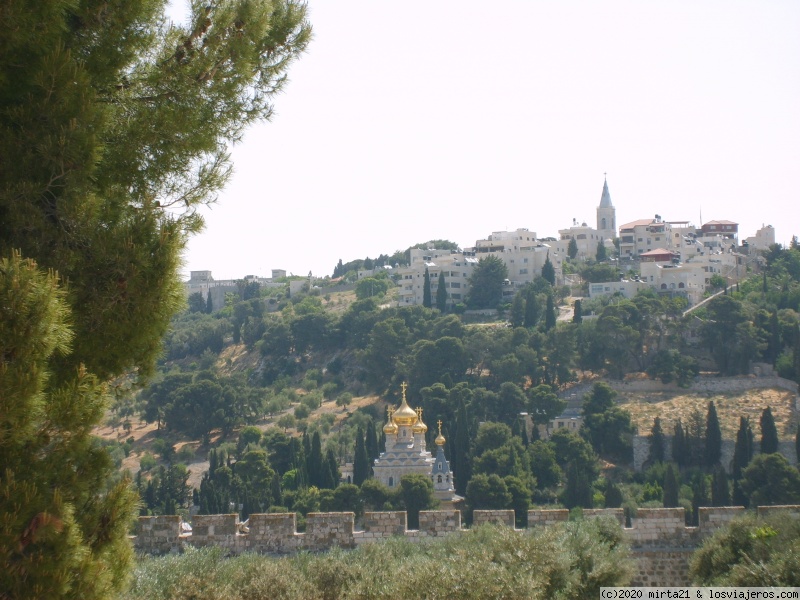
[745,224,776,250]
[395,248,477,308]
[590,244,746,306]
[395,229,559,308]
[470,228,558,284]
[558,221,607,260]
[618,216,675,259]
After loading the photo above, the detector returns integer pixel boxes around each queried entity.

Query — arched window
[347,475,352,484]
[601,217,607,229]
[437,475,442,483]
[660,283,667,289]
[389,477,394,487]
[678,282,685,288]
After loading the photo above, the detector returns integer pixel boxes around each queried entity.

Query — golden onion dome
[392,383,418,427]
[393,401,417,426]
[412,408,427,434]
[383,406,398,434]
[435,419,446,446]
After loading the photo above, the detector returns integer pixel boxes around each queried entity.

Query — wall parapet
[134,506,800,586]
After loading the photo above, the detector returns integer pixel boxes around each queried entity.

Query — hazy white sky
[176,1,800,280]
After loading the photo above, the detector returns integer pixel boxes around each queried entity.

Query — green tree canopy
[466,255,508,309]
[740,453,800,507]
[0,1,310,595]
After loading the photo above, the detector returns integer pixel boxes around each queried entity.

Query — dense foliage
[0,0,309,596]
[124,519,633,599]
[692,513,800,585]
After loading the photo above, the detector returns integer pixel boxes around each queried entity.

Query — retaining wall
[134,505,800,586]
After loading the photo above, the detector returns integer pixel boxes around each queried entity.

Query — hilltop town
[185,178,777,312]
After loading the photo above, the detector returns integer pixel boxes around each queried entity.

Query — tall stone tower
[596,175,616,241]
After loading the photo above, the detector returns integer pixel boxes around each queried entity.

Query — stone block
[527,509,569,526]
[473,510,515,528]
[419,510,461,535]
[362,511,406,536]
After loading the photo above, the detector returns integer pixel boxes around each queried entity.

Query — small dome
[434,419,446,445]
[412,411,428,434]
[383,420,398,434]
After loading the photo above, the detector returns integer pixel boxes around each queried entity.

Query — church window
[389,477,394,487]
[601,218,607,229]
[438,475,443,483]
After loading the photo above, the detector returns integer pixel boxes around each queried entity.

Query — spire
[599,174,613,208]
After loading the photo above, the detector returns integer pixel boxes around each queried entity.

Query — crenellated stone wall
[134,505,800,586]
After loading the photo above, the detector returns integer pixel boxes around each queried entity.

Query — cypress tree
[542,254,556,286]
[545,294,556,331]
[423,268,432,308]
[510,293,525,328]
[649,417,666,464]
[760,406,779,454]
[453,398,472,496]
[568,237,578,260]
[353,427,369,486]
[672,421,686,467]
[302,432,312,484]
[206,293,213,313]
[309,432,324,488]
[662,463,679,508]
[572,299,583,324]
[271,472,283,507]
[562,461,593,509]
[705,401,722,466]
[524,289,539,328]
[366,420,380,464]
[327,448,340,488]
[732,417,752,506]
[711,465,730,506]
[436,271,448,312]
[795,425,800,465]
[691,473,709,526]
[596,241,608,262]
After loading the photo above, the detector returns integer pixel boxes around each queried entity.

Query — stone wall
[609,374,798,395]
[134,506,800,586]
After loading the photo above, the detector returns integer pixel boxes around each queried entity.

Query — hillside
[617,385,796,439]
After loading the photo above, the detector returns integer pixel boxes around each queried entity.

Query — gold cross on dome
[401,381,408,400]
[437,420,442,434]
